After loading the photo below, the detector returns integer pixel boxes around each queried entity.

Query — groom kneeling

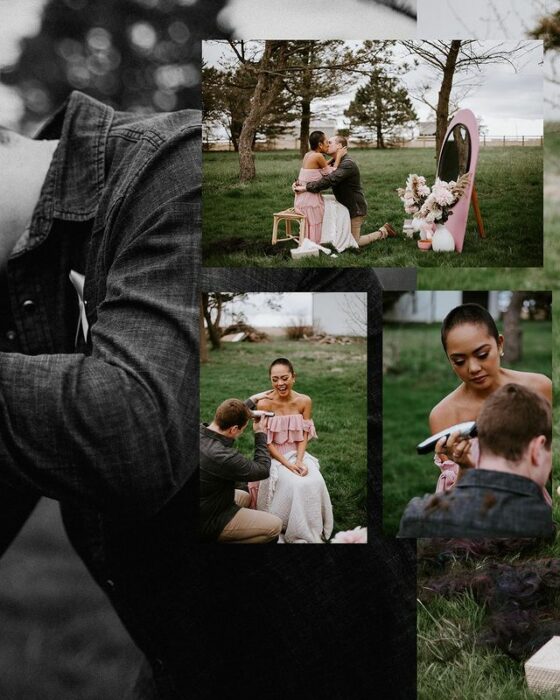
[294,135,396,247]
[200,399,282,543]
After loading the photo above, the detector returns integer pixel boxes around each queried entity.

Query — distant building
[384,291,501,323]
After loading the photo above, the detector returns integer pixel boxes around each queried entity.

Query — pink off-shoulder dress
[294,168,357,252]
[254,414,333,543]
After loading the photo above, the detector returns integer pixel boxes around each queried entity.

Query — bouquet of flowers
[397,172,471,225]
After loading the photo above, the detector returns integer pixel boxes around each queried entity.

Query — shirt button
[5,330,16,341]
[22,300,36,313]
[106,579,115,589]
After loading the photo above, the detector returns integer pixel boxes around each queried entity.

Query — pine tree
[344,68,416,148]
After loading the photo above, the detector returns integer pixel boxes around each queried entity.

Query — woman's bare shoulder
[303,151,326,169]
[505,369,552,402]
[429,388,462,433]
[294,392,312,407]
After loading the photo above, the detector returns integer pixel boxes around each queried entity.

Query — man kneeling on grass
[398,384,554,539]
[200,399,282,543]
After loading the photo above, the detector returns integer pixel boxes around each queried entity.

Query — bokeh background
[0,0,230,131]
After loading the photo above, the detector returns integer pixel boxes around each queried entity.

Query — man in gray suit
[294,135,397,247]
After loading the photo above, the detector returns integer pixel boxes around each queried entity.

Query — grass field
[202,147,543,268]
[200,339,367,534]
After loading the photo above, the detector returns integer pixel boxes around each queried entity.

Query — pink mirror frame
[437,108,483,253]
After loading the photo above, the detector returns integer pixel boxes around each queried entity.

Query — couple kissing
[292,131,397,253]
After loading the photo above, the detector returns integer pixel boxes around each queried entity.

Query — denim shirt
[398,468,554,539]
[0,92,201,698]
[0,91,200,518]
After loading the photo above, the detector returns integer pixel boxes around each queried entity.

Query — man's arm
[304,158,355,193]
[0,119,201,519]
[210,433,271,483]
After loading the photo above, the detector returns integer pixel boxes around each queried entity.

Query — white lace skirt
[256,451,334,543]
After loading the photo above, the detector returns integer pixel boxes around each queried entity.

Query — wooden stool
[272,208,307,245]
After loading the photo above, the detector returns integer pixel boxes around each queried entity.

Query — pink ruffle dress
[294,167,333,244]
[251,414,333,543]
[265,414,318,455]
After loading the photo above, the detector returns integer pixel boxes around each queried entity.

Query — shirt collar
[21,91,114,254]
[200,423,234,447]
[457,468,544,498]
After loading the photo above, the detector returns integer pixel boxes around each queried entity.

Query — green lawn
[383,320,553,537]
[202,147,543,268]
[200,339,367,533]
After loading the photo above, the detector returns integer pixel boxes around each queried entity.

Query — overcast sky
[417,0,545,39]
[205,40,543,137]
[223,293,312,328]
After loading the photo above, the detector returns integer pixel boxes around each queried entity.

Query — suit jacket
[304,154,367,218]
[398,468,554,539]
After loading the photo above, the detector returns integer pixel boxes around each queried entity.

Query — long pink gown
[294,167,331,243]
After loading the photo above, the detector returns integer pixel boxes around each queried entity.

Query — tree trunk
[503,292,525,364]
[200,297,208,363]
[299,44,313,158]
[435,40,461,158]
[201,292,222,351]
[238,41,287,182]
[300,96,311,158]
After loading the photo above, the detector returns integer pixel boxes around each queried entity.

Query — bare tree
[400,40,538,155]
[235,41,289,182]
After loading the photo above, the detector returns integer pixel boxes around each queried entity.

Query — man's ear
[529,435,548,466]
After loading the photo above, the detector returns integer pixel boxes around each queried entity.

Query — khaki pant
[218,490,282,544]
[351,216,384,247]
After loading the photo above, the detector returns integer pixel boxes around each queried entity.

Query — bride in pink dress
[293,131,358,253]
[248,357,333,543]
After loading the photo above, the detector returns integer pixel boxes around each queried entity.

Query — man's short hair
[214,399,251,430]
[478,384,551,462]
[334,135,348,147]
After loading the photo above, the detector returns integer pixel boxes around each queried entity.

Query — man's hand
[292,182,306,193]
[334,146,348,167]
[252,417,266,434]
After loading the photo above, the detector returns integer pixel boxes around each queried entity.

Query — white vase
[431,224,455,252]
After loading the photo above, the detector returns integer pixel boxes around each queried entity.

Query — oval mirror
[437,124,471,185]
